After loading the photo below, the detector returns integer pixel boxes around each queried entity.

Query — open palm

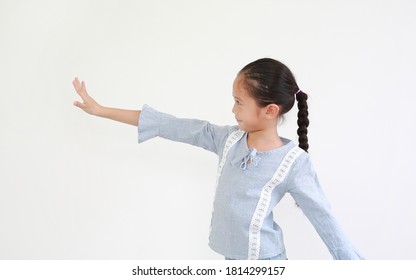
[72,77,101,115]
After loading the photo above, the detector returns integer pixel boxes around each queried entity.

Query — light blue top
[137,105,363,260]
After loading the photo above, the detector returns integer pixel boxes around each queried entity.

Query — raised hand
[72,77,140,126]
[72,77,102,116]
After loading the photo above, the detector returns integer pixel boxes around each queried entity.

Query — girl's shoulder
[286,149,320,186]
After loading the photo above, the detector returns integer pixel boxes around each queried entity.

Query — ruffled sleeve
[137,104,161,143]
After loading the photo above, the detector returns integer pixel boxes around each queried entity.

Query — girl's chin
[236,123,247,131]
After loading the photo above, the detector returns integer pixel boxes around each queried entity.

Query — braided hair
[295,90,309,152]
[239,58,309,152]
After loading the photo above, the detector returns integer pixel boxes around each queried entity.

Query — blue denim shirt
[138,105,363,260]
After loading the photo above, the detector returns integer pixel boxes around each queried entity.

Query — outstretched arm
[72,77,140,126]
[287,155,364,260]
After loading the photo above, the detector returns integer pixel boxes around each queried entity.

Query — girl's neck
[246,128,284,152]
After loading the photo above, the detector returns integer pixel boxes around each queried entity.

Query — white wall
[0,0,415,259]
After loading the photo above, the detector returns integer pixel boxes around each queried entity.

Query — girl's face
[232,74,269,132]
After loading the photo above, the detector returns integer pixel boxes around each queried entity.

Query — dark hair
[239,58,309,152]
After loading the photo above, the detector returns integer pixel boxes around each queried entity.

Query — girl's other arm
[72,77,140,126]
[287,155,364,260]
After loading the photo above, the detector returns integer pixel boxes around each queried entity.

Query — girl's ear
[265,104,280,118]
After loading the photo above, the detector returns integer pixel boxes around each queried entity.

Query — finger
[81,81,88,96]
[72,78,83,93]
[72,77,81,89]
[73,77,88,101]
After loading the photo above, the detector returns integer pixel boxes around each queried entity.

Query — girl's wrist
[94,105,106,117]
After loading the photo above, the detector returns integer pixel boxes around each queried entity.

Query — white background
[0,0,415,260]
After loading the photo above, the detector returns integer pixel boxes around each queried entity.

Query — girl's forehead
[233,74,245,86]
[233,75,249,96]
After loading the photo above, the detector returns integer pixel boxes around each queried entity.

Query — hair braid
[295,91,309,152]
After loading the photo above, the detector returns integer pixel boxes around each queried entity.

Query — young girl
[72,58,363,260]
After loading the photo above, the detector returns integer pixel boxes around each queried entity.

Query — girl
[72,58,363,260]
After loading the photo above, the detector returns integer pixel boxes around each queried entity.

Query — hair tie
[295,89,301,95]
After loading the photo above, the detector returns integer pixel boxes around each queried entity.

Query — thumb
[73,101,86,109]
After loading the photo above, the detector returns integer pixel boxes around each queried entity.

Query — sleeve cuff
[137,104,161,143]
[331,245,365,260]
